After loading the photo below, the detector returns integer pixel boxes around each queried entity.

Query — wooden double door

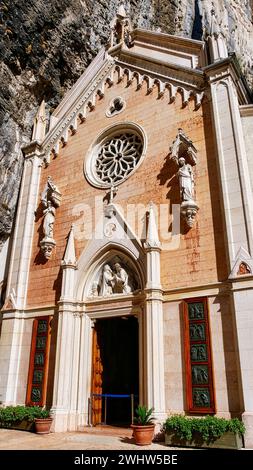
[91,316,139,426]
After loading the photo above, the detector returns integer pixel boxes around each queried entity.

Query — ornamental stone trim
[84,121,147,189]
[41,62,205,167]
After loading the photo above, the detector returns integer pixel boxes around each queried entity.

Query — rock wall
[199,0,253,82]
[0,0,252,251]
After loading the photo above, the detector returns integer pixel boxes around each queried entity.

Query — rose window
[85,122,147,188]
[95,133,143,184]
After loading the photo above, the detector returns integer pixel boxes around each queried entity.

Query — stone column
[76,313,93,428]
[232,288,253,448]
[5,142,43,309]
[51,304,75,432]
[68,312,81,430]
[207,62,253,447]
[51,226,78,431]
[143,203,166,424]
[208,71,253,266]
[0,141,43,405]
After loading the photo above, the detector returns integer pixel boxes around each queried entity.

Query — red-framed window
[183,298,215,414]
[26,316,51,407]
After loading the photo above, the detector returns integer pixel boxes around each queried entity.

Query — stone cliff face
[0,0,252,250]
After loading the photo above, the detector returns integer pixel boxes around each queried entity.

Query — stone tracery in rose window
[95,132,143,184]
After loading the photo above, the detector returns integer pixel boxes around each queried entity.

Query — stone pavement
[0,427,189,450]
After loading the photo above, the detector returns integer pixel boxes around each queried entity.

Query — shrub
[164,415,245,442]
[134,405,154,425]
[0,406,50,427]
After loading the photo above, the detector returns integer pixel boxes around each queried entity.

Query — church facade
[1,8,253,447]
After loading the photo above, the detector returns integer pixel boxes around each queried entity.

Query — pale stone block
[222,139,237,154]
[219,123,234,140]
[242,412,253,448]
[231,227,248,245]
[224,162,239,179]
[234,291,252,309]
[0,320,15,334]
[228,191,246,209]
[236,325,253,350]
[215,389,229,412]
[133,44,194,69]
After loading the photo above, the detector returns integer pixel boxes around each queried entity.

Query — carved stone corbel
[40,176,62,259]
[40,237,56,260]
[180,201,199,229]
[170,129,199,228]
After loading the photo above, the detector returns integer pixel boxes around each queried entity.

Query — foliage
[0,406,50,427]
[134,405,154,425]
[164,415,245,442]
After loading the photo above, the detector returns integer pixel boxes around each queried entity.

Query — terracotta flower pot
[131,424,155,446]
[34,417,53,434]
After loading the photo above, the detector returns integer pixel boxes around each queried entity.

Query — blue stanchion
[91,393,137,398]
[89,393,138,425]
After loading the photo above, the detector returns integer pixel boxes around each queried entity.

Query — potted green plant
[0,405,53,433]
[164,415,245,449]
[33,408,53,434]
[0,405,35,431]
[131,405,155,446]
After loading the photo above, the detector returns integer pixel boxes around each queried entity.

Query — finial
[209,4,220,37]
[62,225,77,266]
[32,100,46,143]
[145,202,160,248]
[207,3,228,62]
[117,4,127,18]
[109,4,132,48]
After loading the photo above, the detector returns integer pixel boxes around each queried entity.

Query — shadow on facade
[214,292,243,417]
[202,97,229,281]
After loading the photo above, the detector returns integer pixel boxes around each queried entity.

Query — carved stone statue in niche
[170,129,199,228]
[178,157,194,202]
[42,200,56,239]
[40,176,61,259]
[90,260,135,297]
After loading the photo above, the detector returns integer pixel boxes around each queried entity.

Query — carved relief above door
[88,255,140,298]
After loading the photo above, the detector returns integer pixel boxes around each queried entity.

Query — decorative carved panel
[183,298,215,414]
[26,317,51,407]
[95,132,143,185]
[85,122,147,189]
[106,97,126,118]
[88,256,139,297]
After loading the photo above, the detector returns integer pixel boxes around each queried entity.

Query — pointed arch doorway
[91,315,139,426]
[52,208,166,432]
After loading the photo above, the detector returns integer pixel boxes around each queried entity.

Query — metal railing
[88,393,137,426]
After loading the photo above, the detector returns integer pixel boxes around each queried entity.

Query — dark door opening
[91,316,139,426]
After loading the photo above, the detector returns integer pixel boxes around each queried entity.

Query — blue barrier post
[104,396,107,425]
[131,394,134,424]
[90,393,137,426]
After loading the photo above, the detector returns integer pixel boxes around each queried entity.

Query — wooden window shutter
[183,298,216,414]
[26,316,51,406]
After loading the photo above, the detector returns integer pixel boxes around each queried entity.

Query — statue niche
[170,129,199,228]
[39,176,62,259]
[89,258,138,297]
